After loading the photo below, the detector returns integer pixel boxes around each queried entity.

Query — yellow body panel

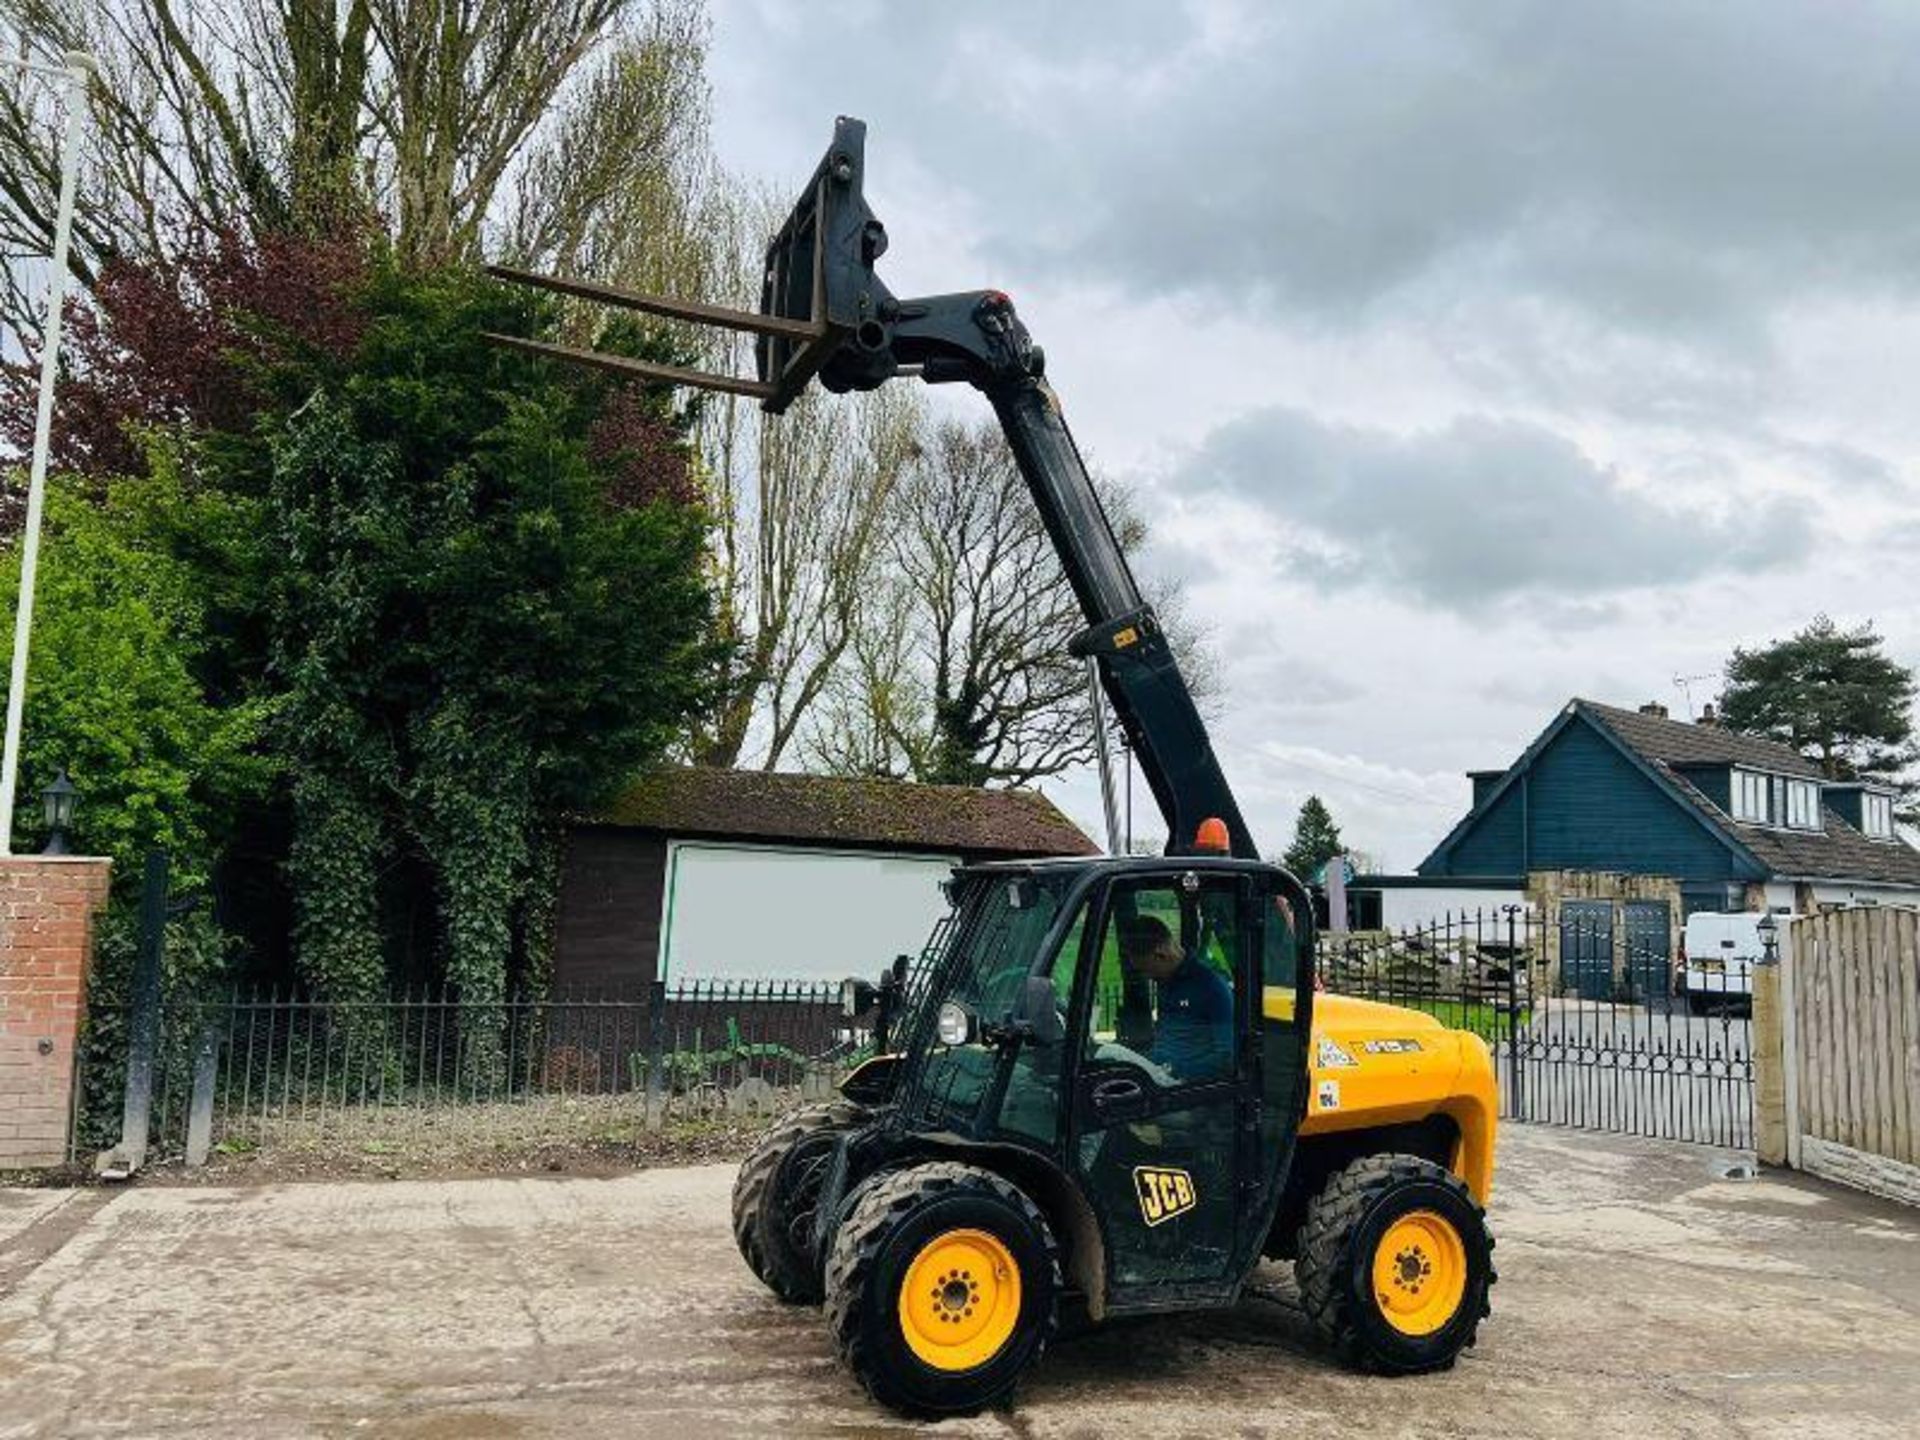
[1266,988,1499,1203]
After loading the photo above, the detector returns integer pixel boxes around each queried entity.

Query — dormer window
[1730,769,1822,830]
[1786,779,1820,830]
[1863,792,1896,839]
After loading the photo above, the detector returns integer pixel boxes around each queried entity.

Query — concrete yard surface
[1,1124,1917,1438]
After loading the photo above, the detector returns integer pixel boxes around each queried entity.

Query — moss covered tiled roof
[591,767,1097,858]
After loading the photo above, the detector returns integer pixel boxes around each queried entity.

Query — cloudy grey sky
[705,0,1920,868]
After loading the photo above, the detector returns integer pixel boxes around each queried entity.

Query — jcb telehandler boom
[490,117,1497,1420]
[490,117,1246,864]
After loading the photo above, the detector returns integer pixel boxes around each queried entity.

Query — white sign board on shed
[659,841,959,982]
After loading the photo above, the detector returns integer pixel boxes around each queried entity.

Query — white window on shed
[659,842,960,982]
[1862,792,1896,839]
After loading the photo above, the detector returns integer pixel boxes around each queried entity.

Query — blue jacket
[1151,958,1233,1080]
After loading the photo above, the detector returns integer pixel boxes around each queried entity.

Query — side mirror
[1015,975,1066,1046]
[841,976,878,1018]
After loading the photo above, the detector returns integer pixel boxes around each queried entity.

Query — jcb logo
[1133,1166,1198,1227]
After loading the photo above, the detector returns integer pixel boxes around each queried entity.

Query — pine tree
[1282,795,1345,878]
[1720,616,1917,798]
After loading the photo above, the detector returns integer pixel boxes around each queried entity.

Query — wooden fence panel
[1879,910,1905,1161]
[1782,908,1920,1205]
[1903,915,1920,1166]
[1796,918,1818,1141]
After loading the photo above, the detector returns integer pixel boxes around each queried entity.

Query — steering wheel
[1093,1040,1175,1089]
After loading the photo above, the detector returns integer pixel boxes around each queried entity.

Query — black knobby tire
[824,1161,1061,1417]
[730,1099,865,1301]
[1294,1153,1496,1375]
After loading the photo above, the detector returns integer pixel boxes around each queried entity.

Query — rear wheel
[730,1099,865,1302]
[824,1161,1060,1417]
[1295,1153,1494,1375]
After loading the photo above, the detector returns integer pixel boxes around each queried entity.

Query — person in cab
[1118,915,1233,1081]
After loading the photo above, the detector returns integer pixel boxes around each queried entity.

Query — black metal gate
[1559,900,1613,1000]
[1320,907,1752,1150]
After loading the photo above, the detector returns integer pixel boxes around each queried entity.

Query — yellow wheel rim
[1371,1209,1468,1337]
[897,1227,1023,1372]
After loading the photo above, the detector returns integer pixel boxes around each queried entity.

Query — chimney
[1698,702,1719,727]
[1638,701,1669,720]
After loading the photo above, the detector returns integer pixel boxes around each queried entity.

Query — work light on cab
[936,1002,972,1047]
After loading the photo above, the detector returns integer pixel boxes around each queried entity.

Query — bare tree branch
[807,415,1218,788]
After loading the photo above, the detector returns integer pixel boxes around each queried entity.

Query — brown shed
[553,768,1096,993]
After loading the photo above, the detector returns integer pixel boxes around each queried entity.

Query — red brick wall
[0,857,111,1168]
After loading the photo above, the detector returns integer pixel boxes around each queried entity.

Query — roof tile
[1578,699,1826,777]
[589,767,1098,858]
[1582,702,1920,887]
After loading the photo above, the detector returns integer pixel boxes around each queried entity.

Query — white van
[1676,911,1774,1014]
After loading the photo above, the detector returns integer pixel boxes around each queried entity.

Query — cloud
[1761,434,1913,497]
[716,3,1920,380]
[1171,408,1812,609]
[986,5,1920,333]
[705,5,1920,867]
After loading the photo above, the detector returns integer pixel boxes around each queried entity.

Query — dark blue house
[1406,699,1920,990]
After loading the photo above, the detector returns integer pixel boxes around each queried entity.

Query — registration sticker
[1317,1037,1360,1069]
[1316,1079,1341,1112]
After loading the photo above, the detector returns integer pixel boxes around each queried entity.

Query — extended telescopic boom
[488,117,1254,859]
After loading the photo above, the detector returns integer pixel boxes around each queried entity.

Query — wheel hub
[897,1228,1022,1371]
[1371,1210,1468,1337]
[1394,1246,1432,1292]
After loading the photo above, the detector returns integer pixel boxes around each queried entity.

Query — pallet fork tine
[484,263,824,344]
[480,331,777,400]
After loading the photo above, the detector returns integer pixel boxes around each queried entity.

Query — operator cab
[882,853,1314,1308]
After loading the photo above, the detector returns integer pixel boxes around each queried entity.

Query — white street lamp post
[0,50,97,854]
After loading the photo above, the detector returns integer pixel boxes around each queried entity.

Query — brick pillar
[0,856,112,1168]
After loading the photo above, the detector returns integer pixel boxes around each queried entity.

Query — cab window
[998,895,1091,1146]
[1085,879,1239,1086]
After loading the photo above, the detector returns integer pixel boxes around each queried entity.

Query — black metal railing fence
[1321,908,1754,1149]
[119,978,865,1163]
[95,905,1757,1166]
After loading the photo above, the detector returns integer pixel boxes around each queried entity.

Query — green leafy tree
[265,263,717,1025]
[1720,616,1917,794]
[1,461,273,1144]
[1281,795,1345,879]
[0,464,273,888]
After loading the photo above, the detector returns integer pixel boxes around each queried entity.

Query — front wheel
[1295,1153,1495,1375]
[824,1162,1060,1417]
[731,1099,865,1302]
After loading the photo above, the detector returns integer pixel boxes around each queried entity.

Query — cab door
[1067,870,1255,1304]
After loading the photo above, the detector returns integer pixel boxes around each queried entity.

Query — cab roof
[956,853,1295,881]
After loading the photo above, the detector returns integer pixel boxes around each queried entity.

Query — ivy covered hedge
[3,235,722,1019]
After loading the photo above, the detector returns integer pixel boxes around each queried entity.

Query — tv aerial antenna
[1672,672,1719,721]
